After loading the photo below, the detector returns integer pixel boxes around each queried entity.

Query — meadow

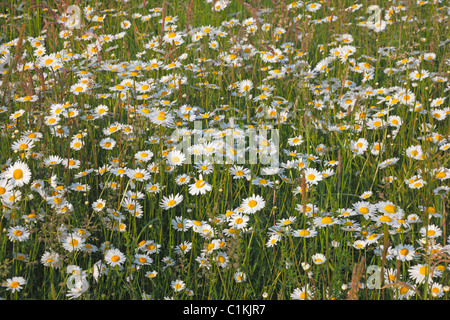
[0,0,449,300]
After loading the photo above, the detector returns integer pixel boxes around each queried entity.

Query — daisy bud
[14,129,19,134]
[443,286,449,292]
[262,292,268,298]
[341,284,348,290]
[84,201,89,205]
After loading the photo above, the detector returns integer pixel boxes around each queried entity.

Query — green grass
[0,0,448,300]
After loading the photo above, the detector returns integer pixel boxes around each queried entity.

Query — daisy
[159,193,183,210]
[174,241,193,255]
[353,240,367,250]
[172,216,188,232]
[252,177,274,188]
[266,234,281,247]
[134,254,153,266]
[353,201,376,218]
[291,286,313,300]
[311,253,326,265]
[195,161,214,175]
[313,215,340,228]
[3,160,31,187]
[41,251,61,269]
[166,149,186,166]
[99,137,116,150]
[408,264,435,284]
[62,233,85,252]
[189,175,212,195]
[229,213,250,230]
[234,270,247,283]
[11,138,35,152]
[419,224,442,239]
[171,279,185,292]
[303,168,323,185]
[229,165,251,179]
[287,136,303,146]
[215,251,229,268]
[7,225,30,242]
[360,191,373,200]
[4,276,26,293]
[92,199,106,212]
[145,271,158,279]
[378,157,399,169]
[127,168,151,182]
[292,228,317,238]
[351,138,369,154]
[105,248,126,267]
[396,282,416,300]
[405,145,424,160]
[394,244,416,261]
[240,194,266,214]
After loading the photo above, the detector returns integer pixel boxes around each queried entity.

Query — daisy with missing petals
[40,251,61,269]
[159,193,183,210]
[189,175,212,195]
[105,248,126,267]
[234,270,247,283]
[4,276,27,293]
[311,253,327,265]
[266,234,281,247]
[145,271,158,279]
[240,194,266,214]
[3,160,32,187]
[291,286,313,300]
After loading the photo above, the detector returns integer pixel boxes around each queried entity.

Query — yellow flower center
[248,200,257,208]
[13,169,23,180]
